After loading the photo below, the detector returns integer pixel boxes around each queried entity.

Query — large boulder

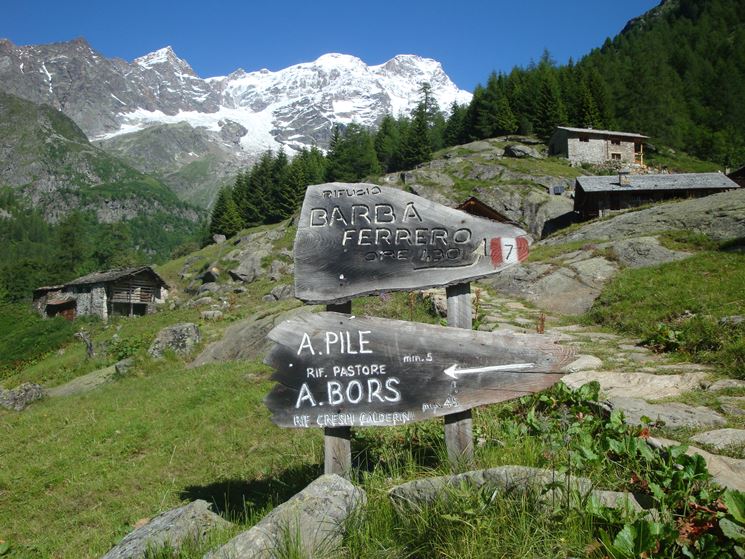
[0,382,44,411]
[504,144,543,159]
[190,307,306,367]
[603,236,690,268]
[206,475,365,559]
[148,323,201,359]
[100,500,230,559]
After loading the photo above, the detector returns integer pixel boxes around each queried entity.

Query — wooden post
[444,282,474,471]
[324,301,352,477]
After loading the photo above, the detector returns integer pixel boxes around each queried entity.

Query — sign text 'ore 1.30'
[293,182,531,303]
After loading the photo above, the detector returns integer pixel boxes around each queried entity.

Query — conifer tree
[374,114,401,172]
[209,187,243,238]
[444,102,468,147]
[578,81,602,129]
[534,71,567,141]
[400,101,432,169]
[326,124,381,181]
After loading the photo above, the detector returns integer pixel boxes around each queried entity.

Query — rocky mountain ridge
[0,38,470,207]
[0,39,470,141]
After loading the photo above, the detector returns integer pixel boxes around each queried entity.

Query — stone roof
[35,266,168,293]
[555,126,649,140]
[576,173,739,193]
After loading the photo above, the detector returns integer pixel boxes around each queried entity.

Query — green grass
[0,359,323,558]
[587,249,745,378]
[498,156,583,179]
[0,303,79,380]
[527,239,605,263]
[645,148,722,173]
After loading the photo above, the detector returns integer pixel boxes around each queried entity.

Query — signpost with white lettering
[264,312,573,428]
[265,182,564,475]
[293,183,530,303]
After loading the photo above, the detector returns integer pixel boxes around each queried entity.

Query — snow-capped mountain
[0,38,472,206]
[0,38,470,150]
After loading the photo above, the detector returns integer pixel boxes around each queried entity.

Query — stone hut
[574,172,740,220]
[549,127,648,166]
[33,267,169,321]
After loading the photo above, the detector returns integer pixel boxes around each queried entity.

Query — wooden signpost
[265,311,573,429]
[264,181,567,475]
[294,182,530,303]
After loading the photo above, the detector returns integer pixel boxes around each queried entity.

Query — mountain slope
[0,38,470,152]
[579,0,745,165]
[0,39,471,207]
[0,91,203,262]
[95,122,245,208]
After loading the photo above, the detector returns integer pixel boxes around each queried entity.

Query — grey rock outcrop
[389,466,648,515]
[605,236,690,268]
[148,323,201,358]
[609,397,726,429]
[504,144,543,159]
[708,379,745,392]
[205,475,364,559]
[268,284,294,301]
[0,382,44,411]
[562,371,711,399]
[545,188,745,244]
[565,355,604,372]
[690,429,745,452]
[45,365,119,398]
[227,228,286,283]
[101,500,230,559]
[190,307,305,367]
[389,466,593,508]
[486,256,616,315]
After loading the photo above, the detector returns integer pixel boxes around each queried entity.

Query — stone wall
[567,137,635,165]
[71,284,107,320]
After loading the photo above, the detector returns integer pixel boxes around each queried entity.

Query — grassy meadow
[2,221,745,558]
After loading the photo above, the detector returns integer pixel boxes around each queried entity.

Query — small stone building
[549,127,648,166]
[574,172,740,220]
[33,267,169,321]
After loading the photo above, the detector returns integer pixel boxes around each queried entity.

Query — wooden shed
[728,165,745,188]
[456,196,515,224]
[574,172,740,220]
[33,267,169,321]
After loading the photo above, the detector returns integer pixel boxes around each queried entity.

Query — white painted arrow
[443,362,535,379]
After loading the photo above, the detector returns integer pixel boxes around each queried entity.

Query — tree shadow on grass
[180,462,322,523]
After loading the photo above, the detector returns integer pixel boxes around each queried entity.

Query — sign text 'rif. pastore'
[264,312,574,429]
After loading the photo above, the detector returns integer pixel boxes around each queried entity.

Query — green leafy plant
[108,334,150,361]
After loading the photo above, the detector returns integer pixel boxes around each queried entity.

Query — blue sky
[3,0,659,91]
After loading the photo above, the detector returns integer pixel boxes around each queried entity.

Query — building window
[611,153,621,161]
[611,139,621,145]
[579,135,589,142]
